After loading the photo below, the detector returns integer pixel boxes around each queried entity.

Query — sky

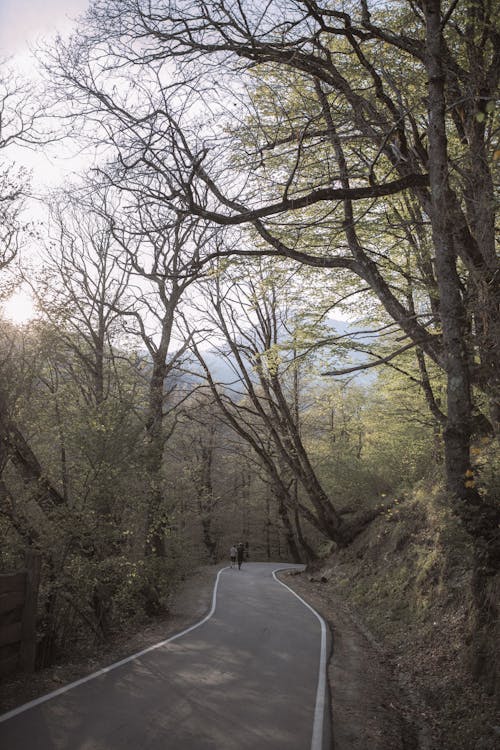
[0,0,357,328]
[1,1,91,322]
[0,0,89,57]
[0,0,92,187]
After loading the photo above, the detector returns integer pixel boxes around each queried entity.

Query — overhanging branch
[322,341,417,376]
[186,173,429,226]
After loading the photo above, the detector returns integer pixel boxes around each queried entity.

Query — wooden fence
[0,550,41,678]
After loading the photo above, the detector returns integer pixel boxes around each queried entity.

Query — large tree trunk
[424,0,473,500]
[424,1,500,694]
[0,390,66,510]
[275,486,302,563]
[424,0,499,586]
[143,341,170,558]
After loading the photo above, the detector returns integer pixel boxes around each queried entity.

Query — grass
[319,483,499,749]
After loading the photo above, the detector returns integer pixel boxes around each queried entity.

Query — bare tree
[32,192,130,406]
[92,195,215,557]
[0,64,45,260]
[0,64,67,512]
[187,262,388,547]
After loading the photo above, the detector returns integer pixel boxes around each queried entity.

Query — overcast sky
[0,0,89,56]
[0,0,92,189]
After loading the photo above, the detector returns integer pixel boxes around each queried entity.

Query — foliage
[0,1,498,685]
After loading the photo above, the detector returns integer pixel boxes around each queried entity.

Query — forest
[0,1,498,745]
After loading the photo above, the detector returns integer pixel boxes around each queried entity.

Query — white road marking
[0,566,229,723]
[272,568,327,750]
[1,562,327,750]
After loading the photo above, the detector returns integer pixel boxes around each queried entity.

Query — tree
[103,202,213,557]
[0,65,44,277]
[44,0,499,503]
[188,259,390,548]
[0,63,66,515]
[33,192,130,406]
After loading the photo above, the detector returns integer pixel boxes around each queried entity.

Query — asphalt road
[0,562,330,750]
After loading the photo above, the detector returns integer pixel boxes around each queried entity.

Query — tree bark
[423,0,473,500]
[276,488,302,563]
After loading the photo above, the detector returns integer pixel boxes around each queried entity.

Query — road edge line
[272,568,327,750]
[0,565,229,724]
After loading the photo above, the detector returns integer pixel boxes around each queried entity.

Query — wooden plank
[0,652,20,678]
[19,550,41,673]
[0,572,26,594]
[0,607,23,629]
[0,591,25,615]
[0,640,19,658]
[0,621,22,648]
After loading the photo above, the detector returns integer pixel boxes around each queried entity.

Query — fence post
[19,550,41,672]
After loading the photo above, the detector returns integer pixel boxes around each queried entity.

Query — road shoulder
[0,564,224,715]
[279,570,428,750]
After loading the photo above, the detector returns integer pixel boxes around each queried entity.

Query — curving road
[0,563,330,750]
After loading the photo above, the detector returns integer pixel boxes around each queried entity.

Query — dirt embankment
[282,569,431,750]
[283,488,499,750]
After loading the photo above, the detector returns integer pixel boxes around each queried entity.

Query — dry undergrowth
[287,488,499,750]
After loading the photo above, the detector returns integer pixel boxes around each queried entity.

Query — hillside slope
[285,486,499,750]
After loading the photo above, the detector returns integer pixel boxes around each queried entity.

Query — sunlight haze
[2,288,36,325]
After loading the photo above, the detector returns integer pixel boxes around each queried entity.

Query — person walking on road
[230,545,237,568]
[236,541,245,570]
